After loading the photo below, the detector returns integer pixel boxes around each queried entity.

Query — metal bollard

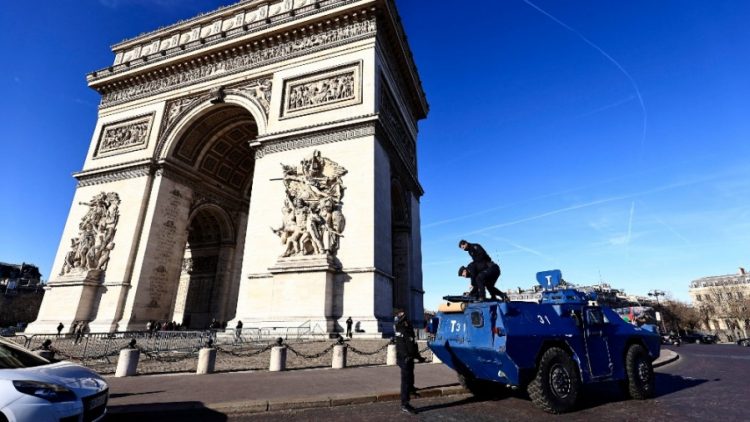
[332,344,347,369]
[386,344,397,366]
[115,349,140,377]
[269,346,287,371]
[196,347,217,374]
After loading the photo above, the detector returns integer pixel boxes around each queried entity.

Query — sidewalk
[106,349,679,417]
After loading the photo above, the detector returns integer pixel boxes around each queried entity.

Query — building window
[695,294,702,302]
[737,292,744,299]
[726,292,733,299]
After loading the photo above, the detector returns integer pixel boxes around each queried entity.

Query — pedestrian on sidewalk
[56,322,64,338]
[235,320,243,342]
[345,316,353,338]
[394,308,420,415]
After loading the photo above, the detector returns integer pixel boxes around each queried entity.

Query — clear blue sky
[1,1,749,311]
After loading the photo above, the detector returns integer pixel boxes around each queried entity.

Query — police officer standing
[394,308,423,414]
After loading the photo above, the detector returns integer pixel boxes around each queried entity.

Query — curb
[107,384,468,417]
[653,349,679,368]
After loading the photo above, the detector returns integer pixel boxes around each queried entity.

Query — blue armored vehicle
[427,270,660,414]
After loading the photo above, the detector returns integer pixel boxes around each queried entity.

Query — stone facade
[28,0,428,338]
[689,269,750,341]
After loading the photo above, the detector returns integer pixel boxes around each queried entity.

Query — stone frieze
[282,63,361,118]
[95,113,154,158]
[100,17,376,108]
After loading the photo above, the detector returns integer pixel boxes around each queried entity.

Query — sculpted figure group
[273,151,347,257]
[60,192,121,275]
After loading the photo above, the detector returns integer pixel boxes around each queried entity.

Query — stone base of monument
[25,270,104,335]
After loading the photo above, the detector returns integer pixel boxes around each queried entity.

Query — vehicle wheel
[742,340,750,347]
[0,412,8,422]
[624,344,655,400]
[458,373,503,399]
[527,347,581,414]
[695,339,700,344]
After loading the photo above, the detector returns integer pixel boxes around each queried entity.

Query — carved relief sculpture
[282,63,361,118]
[60,192,121,276]
[95,114,153,157]
[272,151,347,257]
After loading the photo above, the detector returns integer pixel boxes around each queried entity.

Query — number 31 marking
[537,315,551,325]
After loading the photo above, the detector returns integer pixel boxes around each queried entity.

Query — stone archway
[28,0,429,336]
[172,204,235,329]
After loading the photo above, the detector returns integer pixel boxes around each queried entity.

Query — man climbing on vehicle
[458,239,502,301]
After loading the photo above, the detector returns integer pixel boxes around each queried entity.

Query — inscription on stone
[147,189,186,308]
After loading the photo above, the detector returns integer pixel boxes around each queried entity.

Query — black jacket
[465,242,492,271]
[394,315,419,361]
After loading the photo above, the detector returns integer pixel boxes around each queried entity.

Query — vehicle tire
[624,344,655,400]
[458,373,503,399]
[695,339,700,344]
[0,412,8,422]
[742,340,749,347]
[527,347,581,414]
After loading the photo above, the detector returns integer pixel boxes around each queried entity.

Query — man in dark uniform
[394,308,422,414]
[459,263,504,301]
[458,240,494,300]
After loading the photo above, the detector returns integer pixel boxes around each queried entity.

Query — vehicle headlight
[12,380,77,403]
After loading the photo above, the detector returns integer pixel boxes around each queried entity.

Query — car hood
[0,361,107,397]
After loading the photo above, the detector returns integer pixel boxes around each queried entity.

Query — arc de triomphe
[28,0,427,337]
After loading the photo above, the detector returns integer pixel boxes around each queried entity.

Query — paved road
[221,344,748,421]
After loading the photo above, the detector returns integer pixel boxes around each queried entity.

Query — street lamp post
[648,290,666,333]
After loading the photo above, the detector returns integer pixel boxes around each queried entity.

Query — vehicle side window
[471,311,484,328]
[585,308,606,326]
[0,342,49,369]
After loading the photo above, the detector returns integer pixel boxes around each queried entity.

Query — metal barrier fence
[3,331,212,363]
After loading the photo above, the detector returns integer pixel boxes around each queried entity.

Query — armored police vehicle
[427,270,660,414]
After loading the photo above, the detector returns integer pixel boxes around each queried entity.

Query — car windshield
[0,339,50,369]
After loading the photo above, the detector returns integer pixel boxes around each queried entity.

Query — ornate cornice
[93,0,366,79]
[253,121,375,159]
[75,162,154,188]
[95,14,377,109]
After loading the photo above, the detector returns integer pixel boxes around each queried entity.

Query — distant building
[0,262,44,328]
[0,262,42,290]
[689,268,750,341]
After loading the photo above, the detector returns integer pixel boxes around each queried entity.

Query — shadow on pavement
[573,373,708,412]
[654,373,708,397]
[109,390,164,399]
[105,402,227,422]
[414,396,479,413]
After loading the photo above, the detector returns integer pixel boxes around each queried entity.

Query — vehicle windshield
[0,339,50,369]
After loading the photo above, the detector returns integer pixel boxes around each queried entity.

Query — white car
[0,337,108,422]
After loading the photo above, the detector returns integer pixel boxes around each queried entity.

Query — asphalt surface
[217,344,744,421]
[104,347,681,421]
